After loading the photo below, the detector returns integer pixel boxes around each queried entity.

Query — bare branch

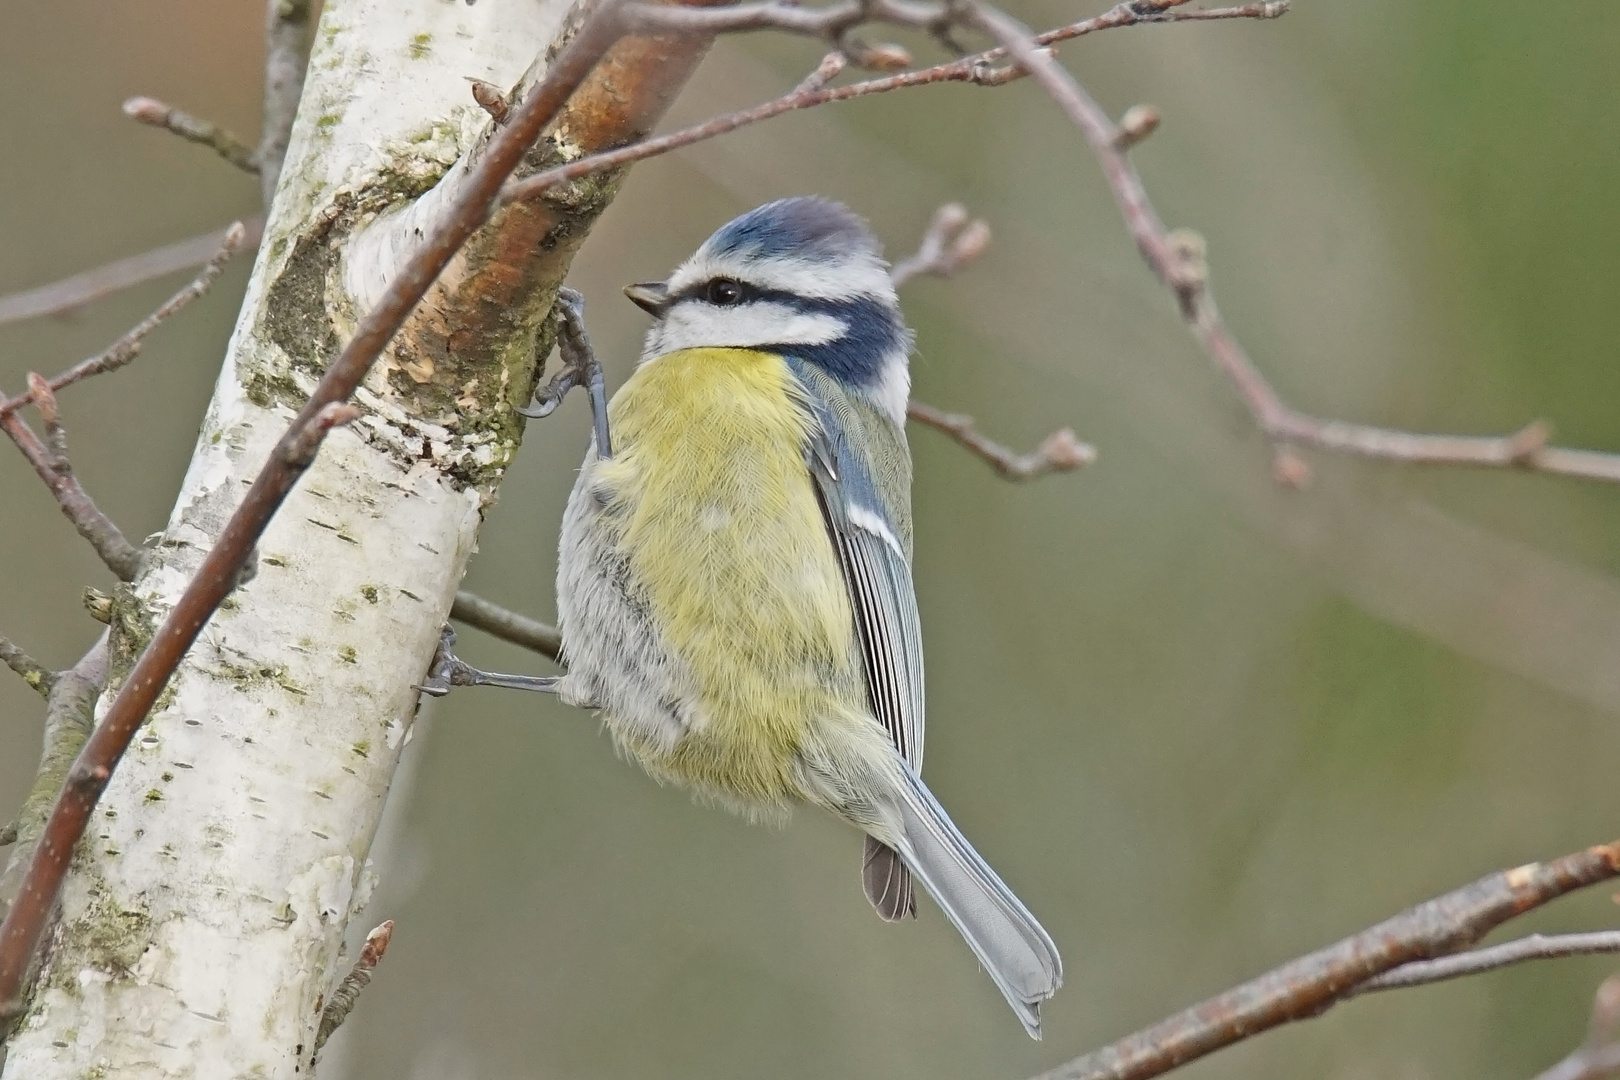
[315,919,395,1052]
[1351,931,1620,995]
[122,96,258,174]
[451,591,562,661]
[1534,976,1620,1080]
[907,401,1094,481]
[0,1,631,1019]
[501,2,1285,205]
[260,0,314,209]
[0,378,145,581]
[964,0,1620,487]
[1028,841,1620,1080]
[0,223,249,423]
[0,637,54,699]
[0,635,107,934]
[0,218,263,327]
[889,203,992,287]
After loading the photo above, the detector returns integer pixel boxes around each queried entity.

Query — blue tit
[554,197,1062,1036]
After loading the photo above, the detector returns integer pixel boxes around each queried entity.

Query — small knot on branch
[1113,104,1162,149]
[469,80,511,123]
[890,204,993,287]
[1506,420,1550,463]
[83,588,114,625]
[839,36,913,70]
[1271,446,1312,489]
[1035,428,1098,472]
[795,51,849,93]
[1165,226,1209,296]
[1129,0,1194,13]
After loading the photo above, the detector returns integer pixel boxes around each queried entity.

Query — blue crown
[705,197,880,264]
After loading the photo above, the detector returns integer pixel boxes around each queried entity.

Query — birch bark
[0,1,575,1074]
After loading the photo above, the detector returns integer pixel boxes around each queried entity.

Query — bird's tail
[890,763,1063,1039]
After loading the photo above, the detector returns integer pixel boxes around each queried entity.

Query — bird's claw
[415,624,565,698]
[518,287,612,458]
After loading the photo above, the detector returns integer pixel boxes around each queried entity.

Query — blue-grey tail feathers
[890,763,1063,1039]
[863,835,916,921]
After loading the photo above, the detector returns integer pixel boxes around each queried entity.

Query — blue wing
[787,360,925,771]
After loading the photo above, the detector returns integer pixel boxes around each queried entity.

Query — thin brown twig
[907,401,1094,481]
[1349,931,1620,995]
[260,0,314,209]
[0,638,54,699]
[1534,975,1620,1080]
[0,223,249,421]
[0,218,263,327]
[965,0,1620,487]
[450,591,562,661]
[0,0,631,1021]
[1029,841,1620,1080]
[122,97,258,174]
[0,379,145,581]
[889,202,992,287]
[315,919,395,1052]
[501,2,1285,205]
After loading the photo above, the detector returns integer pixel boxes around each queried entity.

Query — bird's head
[626,197,913,423]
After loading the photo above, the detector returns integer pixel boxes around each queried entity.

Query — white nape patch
[700,505,728,531]
[670,250,896,303]
[648,300,847,358]
[849,504,906,559]
[861,350,911,427]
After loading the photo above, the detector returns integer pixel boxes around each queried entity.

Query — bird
[439,196,1062,1036]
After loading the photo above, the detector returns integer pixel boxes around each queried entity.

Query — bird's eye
[706,278,744,306]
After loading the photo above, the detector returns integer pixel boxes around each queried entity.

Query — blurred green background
[4,2,1620,1077]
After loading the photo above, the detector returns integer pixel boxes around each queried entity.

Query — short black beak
[623,281,670,317]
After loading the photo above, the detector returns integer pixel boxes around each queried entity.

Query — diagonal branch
[0,0,632,1022]
[0,218,262,327]
[0,223,249,420]
[123,96,259,174]
[501,2,1284,205]
[0,377,145,581]
[259,0,313,209]
[1028,840,1620,1080]
[964,0,1620,487]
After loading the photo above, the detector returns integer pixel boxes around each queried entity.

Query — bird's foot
[517,287,612,459]
[416,626,562,698]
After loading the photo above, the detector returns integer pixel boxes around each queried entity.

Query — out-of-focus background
[4,2,1620,1077]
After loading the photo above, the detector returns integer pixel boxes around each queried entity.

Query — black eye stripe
[671,278,761,306]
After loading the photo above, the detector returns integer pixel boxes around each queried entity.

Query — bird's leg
[416,626,561,698]
[517,286,612,459]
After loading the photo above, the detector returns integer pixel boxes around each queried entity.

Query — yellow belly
[590,348,862,805]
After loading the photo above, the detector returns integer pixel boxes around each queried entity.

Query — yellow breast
[589,348,860,804]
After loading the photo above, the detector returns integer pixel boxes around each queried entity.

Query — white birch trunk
[0,1,576,1074]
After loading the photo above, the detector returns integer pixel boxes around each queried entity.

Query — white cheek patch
[649,300,848,356]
